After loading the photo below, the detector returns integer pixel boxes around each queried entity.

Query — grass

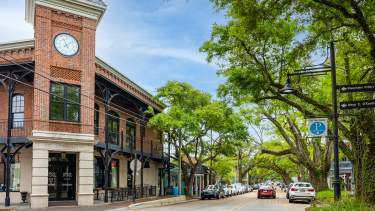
[310,190,375,211]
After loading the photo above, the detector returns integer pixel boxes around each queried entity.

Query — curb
[127,196,198,210]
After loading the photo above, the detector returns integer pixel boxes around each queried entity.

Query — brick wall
[33,5,96,134]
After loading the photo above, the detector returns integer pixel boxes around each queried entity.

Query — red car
[257,185,276,199]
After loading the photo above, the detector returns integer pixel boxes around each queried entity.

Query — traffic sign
[130,159,142,172]
[337,83,375,93]
[340,99,375,109]
[307,118,328,137]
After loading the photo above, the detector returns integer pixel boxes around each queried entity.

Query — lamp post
[279,41,340,200]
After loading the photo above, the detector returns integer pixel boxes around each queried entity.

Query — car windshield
[294,183,311,188]
[206,185,215,190]
[260,186,270,189]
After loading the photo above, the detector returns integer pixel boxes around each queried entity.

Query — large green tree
[202,0,375,202]
[148,81,248,197]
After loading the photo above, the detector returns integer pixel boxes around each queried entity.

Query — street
[133,191,309,211]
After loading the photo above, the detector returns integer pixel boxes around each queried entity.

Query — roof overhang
[25,0,107,26]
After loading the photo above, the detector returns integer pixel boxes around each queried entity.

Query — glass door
[48,153,76,201]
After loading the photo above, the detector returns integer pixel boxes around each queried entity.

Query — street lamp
[279,41,341,200]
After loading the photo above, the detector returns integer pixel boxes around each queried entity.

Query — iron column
[330,41,341,200]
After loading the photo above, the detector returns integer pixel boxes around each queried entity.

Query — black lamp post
[279,41,340,200]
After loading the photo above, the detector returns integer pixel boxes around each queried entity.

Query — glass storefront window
[111,160,119,188]
[0,158,21,192]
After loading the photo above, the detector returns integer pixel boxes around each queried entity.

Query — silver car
[288,182,316,203]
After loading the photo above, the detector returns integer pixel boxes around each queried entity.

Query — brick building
[0,0,166,208]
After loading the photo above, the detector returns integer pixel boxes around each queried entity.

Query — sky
[0,0,226,96]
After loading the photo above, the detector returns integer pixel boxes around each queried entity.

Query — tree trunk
[184,166,197,198]
[308,168,328,191]
[363,142,375,204]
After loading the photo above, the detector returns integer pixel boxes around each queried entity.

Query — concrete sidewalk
[14,196,173,211]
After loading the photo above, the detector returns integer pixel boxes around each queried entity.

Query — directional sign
[308,118,328,137]
[340,99,375,109]
[337,83,375,93]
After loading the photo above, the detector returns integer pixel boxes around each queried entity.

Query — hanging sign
[337,83,375,93]
[307,118,328,137]
[340,99,375,109]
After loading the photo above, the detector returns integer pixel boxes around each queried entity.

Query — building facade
[0,0,166,208]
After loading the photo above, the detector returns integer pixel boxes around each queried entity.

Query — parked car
[201,185,225,200]
[257,185,276,199]
[286,183,294,199]
[244,184,253,193]
[229,184,238,195]
[288,182,315,203]
[252,184,260,190]
[223,184,233,197]
[233,183,244,194]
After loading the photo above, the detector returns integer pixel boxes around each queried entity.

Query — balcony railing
[94,127,163,158]
[0,119,33,139]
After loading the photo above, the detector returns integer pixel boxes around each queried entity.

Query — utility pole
[178,133,182,195]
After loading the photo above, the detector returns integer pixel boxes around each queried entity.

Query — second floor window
[94,104,99,135]
[50,83,80,122]
[126,119,135,149]
[12,95,24,128]
[107,111,119,145]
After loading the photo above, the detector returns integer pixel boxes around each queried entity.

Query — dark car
[201,185,225,200]
[257,185,276,199]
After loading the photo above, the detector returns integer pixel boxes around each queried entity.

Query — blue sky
[0,0,226,96]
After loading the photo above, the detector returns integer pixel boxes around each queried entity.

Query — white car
[228,185,238,195]
[288,182,316,203]
[223,184,233,197]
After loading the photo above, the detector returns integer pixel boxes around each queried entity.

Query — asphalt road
[134,191,310,211]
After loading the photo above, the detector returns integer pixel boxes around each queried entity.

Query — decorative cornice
[25,0,106,26]
[95,57,165,111]
[0,39,34,52]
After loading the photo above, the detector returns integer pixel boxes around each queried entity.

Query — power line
[0,70,149,127]
[0,55,149,121]
[0,55,152,125]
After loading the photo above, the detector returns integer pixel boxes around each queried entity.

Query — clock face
[309,122,326,135]
[54,33,79,56]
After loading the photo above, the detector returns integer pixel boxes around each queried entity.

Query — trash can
[172,186,178,196]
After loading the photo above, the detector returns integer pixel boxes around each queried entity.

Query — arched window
[94,104,99,135]
[126,118,135,150]
[12,95,24,128]
[107,111,119,145]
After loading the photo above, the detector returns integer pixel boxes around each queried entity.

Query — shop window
[50,82,80,122]
[12,95,24,128]
[94,104,99,135]
[94,157,119,189]
[110,159,119,188]
[126,118,135,149]
[0,157,20,192]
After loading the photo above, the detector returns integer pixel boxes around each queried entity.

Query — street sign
[337,83,375,93]
[340,99,375,109]
[130,159,142,172]
[307,118,328,137]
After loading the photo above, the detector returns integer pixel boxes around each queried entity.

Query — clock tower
[25,0,106,208]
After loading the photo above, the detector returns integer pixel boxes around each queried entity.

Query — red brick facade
[0,4,163,156]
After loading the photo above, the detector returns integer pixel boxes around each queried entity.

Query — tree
[202,0,375,202]
[148,81,248,197]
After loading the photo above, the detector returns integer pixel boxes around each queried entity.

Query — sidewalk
[7,196,172,211]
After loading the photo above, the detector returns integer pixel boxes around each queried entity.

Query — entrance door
[48,153,76,201]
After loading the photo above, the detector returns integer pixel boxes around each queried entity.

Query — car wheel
[201,196,205,200]
[289,199,293,203]
[273,195,276,199]
[257,195,260,199]
[216,194,220,199]
[286,194,289,199]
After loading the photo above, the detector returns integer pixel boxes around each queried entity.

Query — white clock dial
[54,33,79,56]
